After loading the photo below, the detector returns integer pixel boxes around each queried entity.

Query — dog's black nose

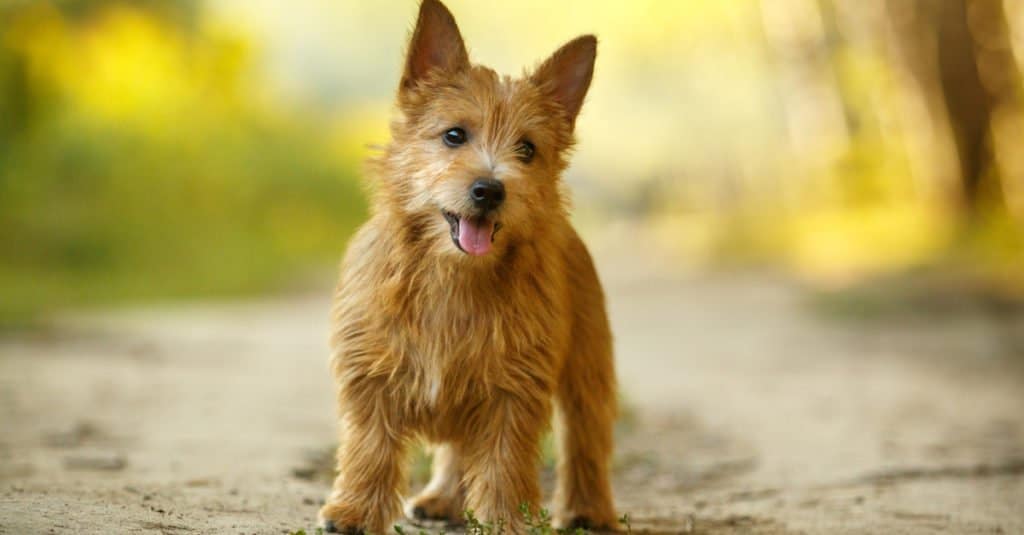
[469,178,505,211]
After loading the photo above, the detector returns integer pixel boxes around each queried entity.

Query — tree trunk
[933,0,1010,221]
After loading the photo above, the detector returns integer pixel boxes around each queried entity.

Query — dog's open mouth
[443,211,502,256]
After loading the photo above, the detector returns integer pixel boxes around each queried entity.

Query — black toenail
[322,519,338,533]
[412,506,427,519]
[568,516,592,530]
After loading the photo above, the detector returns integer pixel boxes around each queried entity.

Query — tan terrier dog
[319,0,616,532]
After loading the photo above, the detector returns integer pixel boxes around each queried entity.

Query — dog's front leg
[319,385,407,534]
[461,393,548,532]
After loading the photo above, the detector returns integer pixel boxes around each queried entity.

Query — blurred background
[1,0,1023,326]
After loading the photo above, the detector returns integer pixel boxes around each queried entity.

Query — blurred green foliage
[2,0,1022,327]
[0,2,365,326]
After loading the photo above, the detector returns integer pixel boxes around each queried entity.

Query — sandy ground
[2,240,1024,534]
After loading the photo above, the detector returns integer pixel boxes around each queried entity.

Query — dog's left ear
[401,0,469,91]
[532,35,597,129]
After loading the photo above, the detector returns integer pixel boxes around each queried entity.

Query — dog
[319,0,616,532]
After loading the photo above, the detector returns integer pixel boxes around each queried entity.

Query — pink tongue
[458,217,494,256]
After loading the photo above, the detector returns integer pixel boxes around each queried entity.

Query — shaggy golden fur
[319,1,616,532]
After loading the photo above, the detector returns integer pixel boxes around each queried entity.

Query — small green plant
[393,524,431,535]
[519,503,557,535]
[464,508,499,535]
[619,513,632,534]
[289,529,324,535]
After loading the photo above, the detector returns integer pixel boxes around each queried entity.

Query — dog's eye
[515,140,535,163]
[443,127,467,147]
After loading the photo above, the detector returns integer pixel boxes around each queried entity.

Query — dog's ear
[401,0,469,90]
[532,35,597,129]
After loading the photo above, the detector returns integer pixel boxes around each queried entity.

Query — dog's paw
[567,516,594,530]
[318,503,367,535]
[554,511,619,532]
[319,519,363,535]
[405,493,464,526]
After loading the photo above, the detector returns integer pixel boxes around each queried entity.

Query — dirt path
[2,239,1023,534]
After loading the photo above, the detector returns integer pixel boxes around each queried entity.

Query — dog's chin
[442,211,503,257]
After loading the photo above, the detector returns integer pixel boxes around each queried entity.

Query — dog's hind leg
[552,237,618,530]
[406,443,466,525]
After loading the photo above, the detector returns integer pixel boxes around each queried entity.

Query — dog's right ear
[400,0,469,91]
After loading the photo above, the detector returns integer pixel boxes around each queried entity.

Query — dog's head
[377,0,595,260]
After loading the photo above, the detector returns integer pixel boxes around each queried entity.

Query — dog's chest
[425,366,443,407]
[402,279,567,410]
